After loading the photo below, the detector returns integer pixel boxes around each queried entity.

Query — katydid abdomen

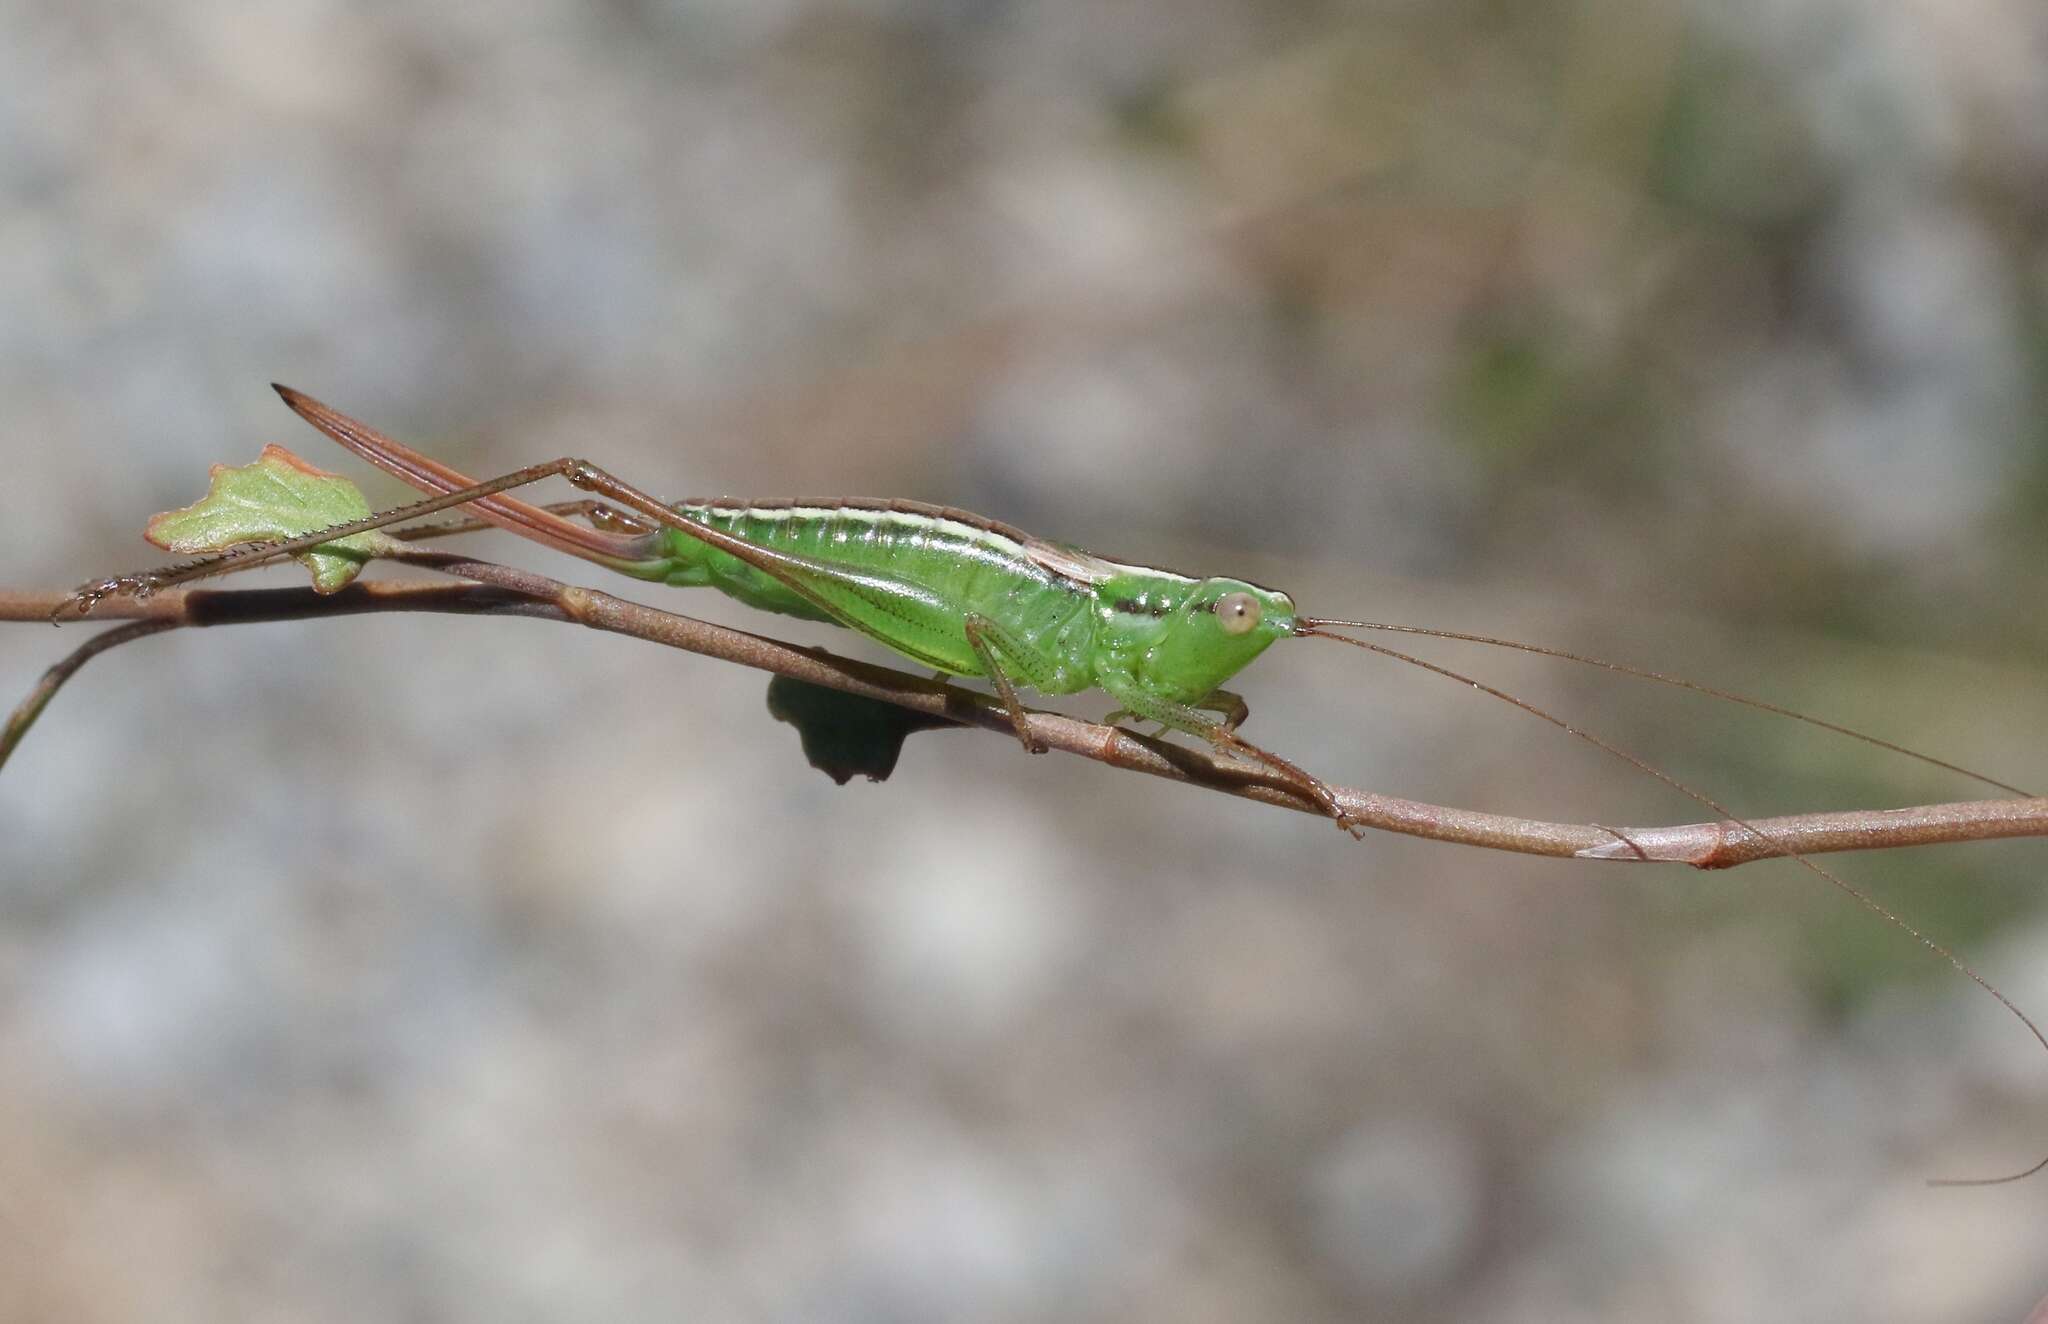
[644,500,1102,690]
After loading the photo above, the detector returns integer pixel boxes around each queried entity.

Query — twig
[0,618,180,767]
[5,577,2046,866]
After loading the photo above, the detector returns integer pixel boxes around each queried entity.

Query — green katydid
[55,386,2048,1181]
[71,385,1361,827]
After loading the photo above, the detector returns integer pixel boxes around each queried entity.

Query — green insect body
[630,499,1298,734]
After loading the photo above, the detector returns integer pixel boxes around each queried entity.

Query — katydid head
[1135,577,1297,697]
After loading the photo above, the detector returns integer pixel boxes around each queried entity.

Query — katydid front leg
[1098,672,1359,837]
[1103,688,1248,738]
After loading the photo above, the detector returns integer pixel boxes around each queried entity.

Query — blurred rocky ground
[4,1,2048,1320]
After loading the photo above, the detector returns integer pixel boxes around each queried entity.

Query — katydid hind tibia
[54,385,2048,1183]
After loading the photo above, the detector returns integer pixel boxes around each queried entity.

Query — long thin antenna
[1303,618,2031,797]
[1297,621,2047,1187]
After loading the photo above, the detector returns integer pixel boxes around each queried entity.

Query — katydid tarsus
[56,385,2048,1184]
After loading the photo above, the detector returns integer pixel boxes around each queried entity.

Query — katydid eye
[1216,591,1261,635]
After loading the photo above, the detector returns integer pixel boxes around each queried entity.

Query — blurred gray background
[5,1,2048,1320]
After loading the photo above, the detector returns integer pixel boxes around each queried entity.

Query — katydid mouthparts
[53,385,2048,1184]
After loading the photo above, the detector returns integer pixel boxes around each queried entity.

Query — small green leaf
[146,445,400,593]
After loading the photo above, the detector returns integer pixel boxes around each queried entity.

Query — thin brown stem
[1,581,2044,865]
[2,618,180,767]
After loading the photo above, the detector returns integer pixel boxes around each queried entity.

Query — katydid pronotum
[54,385,2048,1184]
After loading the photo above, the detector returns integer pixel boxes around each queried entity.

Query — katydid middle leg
[962,613,1069,755]
[1198,688,1250,733]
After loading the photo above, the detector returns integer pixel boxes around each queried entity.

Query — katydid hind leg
[60,463,637,616]
[280,385,963,631]
[60,394,675,616]
[269,391,995,657]
[390,499,639,543]
[273,386,664,570]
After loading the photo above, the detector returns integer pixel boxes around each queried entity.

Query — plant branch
[6,577,2046,867]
